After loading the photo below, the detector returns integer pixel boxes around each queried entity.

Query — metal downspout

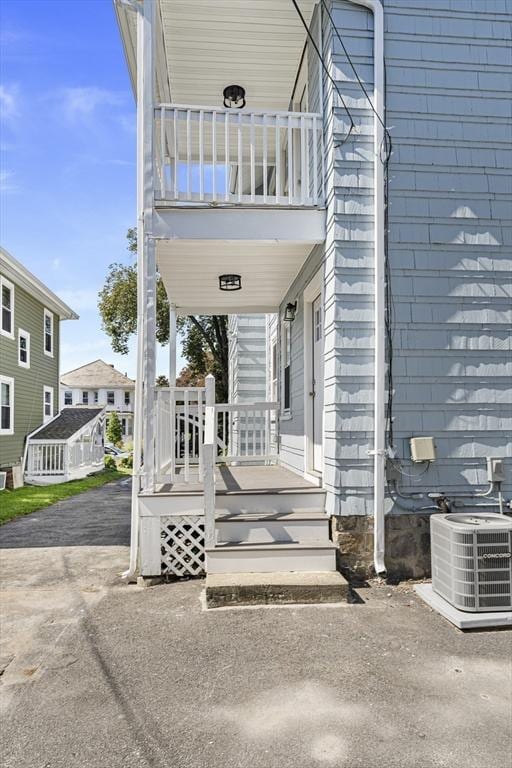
[343,0,386,575]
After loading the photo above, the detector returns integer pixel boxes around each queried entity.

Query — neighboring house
[228,315,268,405]
[115,0,511,594]
[0,246,78,486]
[60,360,135,440]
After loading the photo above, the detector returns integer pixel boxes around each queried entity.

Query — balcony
[154,105,324,208]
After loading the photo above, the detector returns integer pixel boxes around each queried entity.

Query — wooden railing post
[203,374,216,549]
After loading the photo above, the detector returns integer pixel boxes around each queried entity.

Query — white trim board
[303,266,323,478]
[415,584,512,631]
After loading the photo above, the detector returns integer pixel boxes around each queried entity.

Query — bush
[119,454,133,470]
[104,455,117,471]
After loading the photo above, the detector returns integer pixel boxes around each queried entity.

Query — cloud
[0,169,18,194]
[0,84,19,121]
[56,87,125,122]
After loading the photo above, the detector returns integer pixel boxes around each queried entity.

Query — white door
[312,294,324,472]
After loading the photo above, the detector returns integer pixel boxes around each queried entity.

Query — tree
[156,375,169,387]
[98,230,229,401]
[106,411,123,447]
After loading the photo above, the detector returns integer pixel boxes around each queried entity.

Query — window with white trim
[43,386,53,422]
[0,376,14,434]
[1,277,14,338]
[124,390,131,406]
[43,309,54,356]
[64,390,73,406]
[18,329,30,368]
[82,391,89,405]
[107,391,115,405]
[281,322,291,413]
[93,390,99,404]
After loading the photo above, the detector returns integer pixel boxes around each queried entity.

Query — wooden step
[205,571,350,608]
[215,508,329,545]
[206,542,337,574]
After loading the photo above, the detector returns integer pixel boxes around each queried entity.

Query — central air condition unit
[431,512,512,613]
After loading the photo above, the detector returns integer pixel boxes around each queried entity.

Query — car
[104,445,124,457]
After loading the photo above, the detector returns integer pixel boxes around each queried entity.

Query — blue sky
[0,0,183,378]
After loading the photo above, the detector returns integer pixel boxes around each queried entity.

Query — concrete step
[205,571,350,608]
[206,542,337,574]
[215,509,329,545]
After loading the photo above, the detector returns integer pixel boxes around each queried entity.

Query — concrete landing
[205,570,349,608]
[415,584,512,630]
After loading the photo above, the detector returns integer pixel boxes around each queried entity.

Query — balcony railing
[154,104,324,207]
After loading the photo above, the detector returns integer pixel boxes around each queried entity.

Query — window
[82,391,89,405]
[106,391,115,405]
[121,417,127,436]
[124,391,131,406]
[93,390,99,404]
[43,386,53,422]
[0,376,14,435]
[18,329,30,368]
[64,391,73,406]
[1,277,14,338]
[43,309,54,356]
[282,322,291,413]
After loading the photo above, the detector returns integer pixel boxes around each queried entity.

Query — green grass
[0,470,126,525]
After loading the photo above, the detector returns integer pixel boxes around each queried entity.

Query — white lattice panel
[161,515,205,577]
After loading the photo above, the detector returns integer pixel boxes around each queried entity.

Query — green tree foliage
[106,411,123,447]
[98,230,229,401]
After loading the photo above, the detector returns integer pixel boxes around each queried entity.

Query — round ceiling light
[219,274,242,291]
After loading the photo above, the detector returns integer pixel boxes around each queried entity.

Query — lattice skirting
[160,515,205,577]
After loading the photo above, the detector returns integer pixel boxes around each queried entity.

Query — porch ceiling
[118,0,317,110]
[157,239,313,314]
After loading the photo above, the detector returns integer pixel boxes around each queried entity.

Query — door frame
[303,266,324,479]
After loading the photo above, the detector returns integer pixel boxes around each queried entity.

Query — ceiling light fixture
[223,85,246,109]
[219,274,242,291]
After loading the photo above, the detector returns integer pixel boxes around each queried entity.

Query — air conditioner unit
[431,512,512,612]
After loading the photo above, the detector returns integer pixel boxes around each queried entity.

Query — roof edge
[0,247,79,321]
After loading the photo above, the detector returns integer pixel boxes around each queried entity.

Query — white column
[169,303,177,386]
[126,0,157,581]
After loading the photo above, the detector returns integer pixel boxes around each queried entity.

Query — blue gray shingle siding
[282,0,512,516]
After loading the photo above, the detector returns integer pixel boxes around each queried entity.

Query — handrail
[154,104,324,207]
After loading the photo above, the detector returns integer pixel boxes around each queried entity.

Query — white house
[114,0,512,605]
[60,360,135,441]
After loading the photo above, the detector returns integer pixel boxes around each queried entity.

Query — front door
[312,294,323,472]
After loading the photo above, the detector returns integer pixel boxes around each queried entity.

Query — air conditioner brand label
[481,552,511,560]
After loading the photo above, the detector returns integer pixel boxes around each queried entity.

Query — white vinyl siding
[43,309,54,357]
[0,376,14,435]
[43,386,53,422]
[1,277,14,338]
[18,328,30,368]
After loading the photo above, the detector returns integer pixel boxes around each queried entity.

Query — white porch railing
[26,442,66,477]
[153,378,279,487]
[154,104,324,207]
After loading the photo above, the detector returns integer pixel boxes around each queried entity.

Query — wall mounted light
[219,274,242,291]
[284,301,297,322]
[223,85,246,109]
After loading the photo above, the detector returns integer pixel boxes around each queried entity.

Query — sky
[0,0,184,378]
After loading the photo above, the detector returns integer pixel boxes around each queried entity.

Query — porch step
[215,490,326,515]
[205,571,349,608]
[205,542,337,574]
[215,508,329,545]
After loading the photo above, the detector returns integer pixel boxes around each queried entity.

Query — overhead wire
[291,0,356,146]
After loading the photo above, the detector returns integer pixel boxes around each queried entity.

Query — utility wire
[320,0,392,162]
[318,0,396,448]
[291,0,355,146]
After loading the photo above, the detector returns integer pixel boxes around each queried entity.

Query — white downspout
[343,0,386,575]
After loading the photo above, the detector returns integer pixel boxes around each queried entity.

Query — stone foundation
[331,513,434,581]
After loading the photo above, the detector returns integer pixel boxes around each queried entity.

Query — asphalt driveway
[1,478,511,768]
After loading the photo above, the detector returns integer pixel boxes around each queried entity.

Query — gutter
[343,0,387,575]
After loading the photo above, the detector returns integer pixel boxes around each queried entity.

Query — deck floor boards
[157,465,319,496]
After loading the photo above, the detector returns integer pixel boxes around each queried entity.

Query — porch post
[169,303,177,386]
[125,0,156,581]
